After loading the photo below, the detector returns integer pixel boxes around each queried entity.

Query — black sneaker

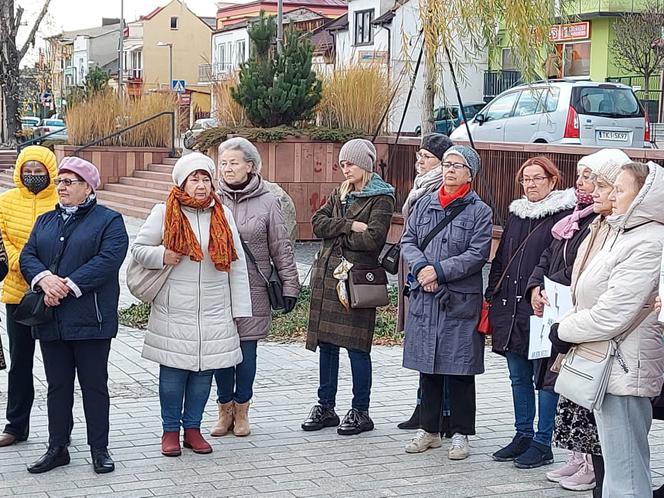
[301,404,340,431]
[397,405,420,430]
[337,408,374,435]
[514,440,554,469]
[492,433,533,461]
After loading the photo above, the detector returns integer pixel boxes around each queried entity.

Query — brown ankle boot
[210,401,234,437]
[161,431,181,457]
[233,401,251,437]
[183,428,213,454]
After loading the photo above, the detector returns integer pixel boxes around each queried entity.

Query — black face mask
[22,174,50,194]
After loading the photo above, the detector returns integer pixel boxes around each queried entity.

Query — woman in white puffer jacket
[557,161,664,498]
[132,152,251,458]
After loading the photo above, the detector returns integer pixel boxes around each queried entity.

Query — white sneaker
[405,430,442,453]
[546,451,585,483]
[559,458,596,491]
[448,433,470,460]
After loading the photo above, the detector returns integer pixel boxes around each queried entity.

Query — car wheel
[415,126,421,136]
[184,135,194,149]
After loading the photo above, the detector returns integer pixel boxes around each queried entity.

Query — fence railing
[377,137,664,225]
[483,70,522,101]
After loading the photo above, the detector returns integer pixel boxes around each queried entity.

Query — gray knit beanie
[443,145,481,179]
[338,139,376,172]
[421,133,453,161]
[577,148,631,184]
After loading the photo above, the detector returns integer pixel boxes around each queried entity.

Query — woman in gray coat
[401,145,493,460]
[212,137,300,438]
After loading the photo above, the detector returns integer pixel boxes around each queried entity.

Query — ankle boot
[397,405,421,430]
[183,428,213,454]
[210,401,234,437]
[161,431,181,457]
[233,401,251,437]
[27,446,70,474]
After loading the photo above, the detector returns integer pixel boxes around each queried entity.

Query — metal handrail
[74,111,176,157]
[17,127,68,152]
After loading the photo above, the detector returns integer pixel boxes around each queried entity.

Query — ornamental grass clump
[317,63,395,134]
[66,92,176,147]
[212,73,249,127]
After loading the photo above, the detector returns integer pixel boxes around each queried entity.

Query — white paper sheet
[659,246,664,322]
[528,277,573,360]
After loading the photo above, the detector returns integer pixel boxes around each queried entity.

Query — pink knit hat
[58,156,101,191]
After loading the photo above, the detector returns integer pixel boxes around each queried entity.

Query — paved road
[0,214,663,497]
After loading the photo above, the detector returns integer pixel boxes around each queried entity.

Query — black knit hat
[421,133,453,161]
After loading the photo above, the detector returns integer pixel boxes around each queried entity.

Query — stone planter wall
[54,145,172,190]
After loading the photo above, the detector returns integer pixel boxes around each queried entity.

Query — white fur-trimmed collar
[509,188,576,220]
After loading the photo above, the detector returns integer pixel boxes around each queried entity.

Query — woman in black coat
[19,157,128,475]
[487,157,575,469]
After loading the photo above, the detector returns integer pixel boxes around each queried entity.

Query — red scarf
[438,183,471,208]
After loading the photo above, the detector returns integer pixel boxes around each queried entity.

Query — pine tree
[232,13,322,128]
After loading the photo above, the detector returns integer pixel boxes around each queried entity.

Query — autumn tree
[0,0,52,145]
[611,4,664,98]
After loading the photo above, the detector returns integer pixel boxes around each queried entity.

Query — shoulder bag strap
[240,239,270,285]
[491,218,548,296]
[418,203,468,252]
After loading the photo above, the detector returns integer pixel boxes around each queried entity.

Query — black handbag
[13,289,53,326]
[241,240,286,311]
[379,243,400,275]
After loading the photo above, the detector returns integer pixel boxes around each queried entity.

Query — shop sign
[550,21,591,42]
[358,51,388,64]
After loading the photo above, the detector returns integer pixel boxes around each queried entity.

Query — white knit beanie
[172,152,216,186]
[577,149,631,184]
[338,139,376,172]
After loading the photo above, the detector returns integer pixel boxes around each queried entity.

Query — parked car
[415,102,486,136]
[21,117,40,131]
[34,118,67,141]
[450,80,649,148]
[183,118,218,149]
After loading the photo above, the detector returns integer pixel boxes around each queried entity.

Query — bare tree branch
[18,0,51,61]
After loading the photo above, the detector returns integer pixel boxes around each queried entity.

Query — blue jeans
[505,352,558,446]
[318,342,371,412]
[159,365,214,432]
[214,340,258,404]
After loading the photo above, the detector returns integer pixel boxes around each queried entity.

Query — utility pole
[118,0,124,97]
[277,0,283,54]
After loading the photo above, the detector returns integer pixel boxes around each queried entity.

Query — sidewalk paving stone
[0,213,662,496]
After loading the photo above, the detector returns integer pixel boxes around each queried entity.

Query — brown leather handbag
[347,267,389,308]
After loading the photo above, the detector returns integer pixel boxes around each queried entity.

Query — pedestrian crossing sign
[171,80,186,93]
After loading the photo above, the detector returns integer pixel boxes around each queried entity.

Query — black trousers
[4,304,35,439]
[40,338,111,449]
[420,373,476,435]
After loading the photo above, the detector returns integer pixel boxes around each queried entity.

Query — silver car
[450,80,649,147]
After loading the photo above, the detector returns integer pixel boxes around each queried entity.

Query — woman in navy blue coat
[19,157,128,475]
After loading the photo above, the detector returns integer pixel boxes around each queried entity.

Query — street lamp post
[157,41,173,91]
[157,41,177,147]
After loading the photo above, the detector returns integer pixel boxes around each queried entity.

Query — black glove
[549,322,573,355]
[283,296,297,314]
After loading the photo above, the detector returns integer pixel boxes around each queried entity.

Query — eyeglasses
[442,162,468,171]
[416,152,438,162]
[519,176,551,185]
[54,178,86,186]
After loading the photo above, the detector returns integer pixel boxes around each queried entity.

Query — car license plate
[597,130,629,141]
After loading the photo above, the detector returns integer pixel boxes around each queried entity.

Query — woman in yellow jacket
[0,145,59,447]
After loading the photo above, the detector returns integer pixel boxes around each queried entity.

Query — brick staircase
[0,150,17,171]
[0,156,176,219]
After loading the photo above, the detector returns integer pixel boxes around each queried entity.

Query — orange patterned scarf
[163,187,238,272]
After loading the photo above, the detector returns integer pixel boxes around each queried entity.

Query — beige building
[129,0,213,93]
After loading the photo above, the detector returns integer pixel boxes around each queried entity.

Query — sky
[17,0,251,65]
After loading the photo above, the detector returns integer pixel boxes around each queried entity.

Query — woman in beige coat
[132,152,251,457]
[211,137,300,438]
[556,161,664,497]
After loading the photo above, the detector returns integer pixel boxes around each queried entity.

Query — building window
[236,40,246,65]
[561,41,590,77]
[170,16,178,30]
[501,48,517,71]
[354,9,374,46]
